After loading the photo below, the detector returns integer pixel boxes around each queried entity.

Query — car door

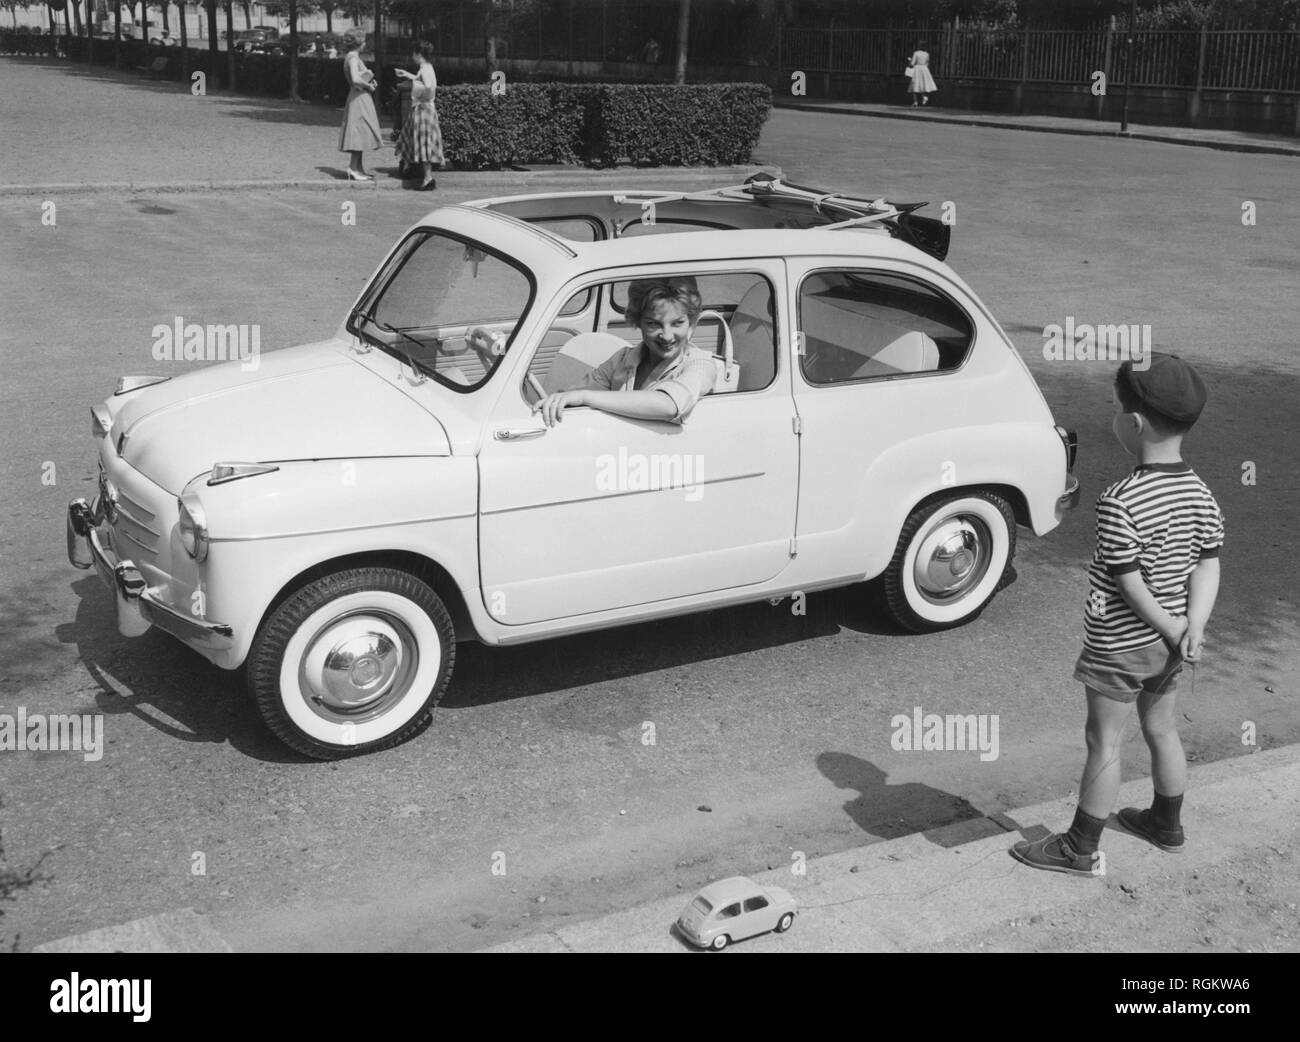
[477,261,797,627]
[739,894,773,939]
[787,258,980,566]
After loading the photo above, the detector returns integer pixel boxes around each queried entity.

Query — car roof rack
[612,175,951,261]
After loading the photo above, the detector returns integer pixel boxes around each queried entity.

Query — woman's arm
[535,387,675,426]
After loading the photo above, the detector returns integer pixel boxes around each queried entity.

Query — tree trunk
[288,0,299,100]
[113,0,120,67]
[206,0,220,85]
[223,1,234,88]
[72,0,83,34]
[482,4,496,76]
[674,0,689,84]
[325,8,332,33]
[162,2,170,34]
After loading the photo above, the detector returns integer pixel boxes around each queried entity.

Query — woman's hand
[534,390,586,427]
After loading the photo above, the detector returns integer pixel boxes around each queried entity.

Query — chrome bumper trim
[1057,475,1081,511]
[67,497,234,647]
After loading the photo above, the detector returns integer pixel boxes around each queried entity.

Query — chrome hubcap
[913,516,992,603]
[299,612,419,723]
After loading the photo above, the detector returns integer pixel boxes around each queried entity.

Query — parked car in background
[66,176,1078,760]
[234,26,280,53]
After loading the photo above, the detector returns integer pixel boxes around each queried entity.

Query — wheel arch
[255,549,477,648]
[862,481,1030,583]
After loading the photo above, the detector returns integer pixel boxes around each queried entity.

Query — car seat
[729,283,777,392]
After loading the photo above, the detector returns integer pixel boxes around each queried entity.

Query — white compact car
[67,176,1079,759]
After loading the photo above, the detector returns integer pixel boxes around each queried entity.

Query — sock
[1151,792,1184,830]
[1065,808,1107,855]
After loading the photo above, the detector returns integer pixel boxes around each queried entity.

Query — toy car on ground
[677,876,797,949]
[66,176,1079,759]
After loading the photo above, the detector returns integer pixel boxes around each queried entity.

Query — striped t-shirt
[1083,462,1224,653]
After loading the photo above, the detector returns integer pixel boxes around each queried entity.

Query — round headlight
[177,491,209,562]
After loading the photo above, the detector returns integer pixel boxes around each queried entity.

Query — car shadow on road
[817,751,992,848]
[56,575,308,764]
[440,582,911,710]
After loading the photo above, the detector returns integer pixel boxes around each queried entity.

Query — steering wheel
[465,325,511,371]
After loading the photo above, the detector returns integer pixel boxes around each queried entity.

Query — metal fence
[780,25,1300,93]
[401,0,768,68]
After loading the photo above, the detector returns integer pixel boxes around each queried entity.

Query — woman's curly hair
[625,276,703,327]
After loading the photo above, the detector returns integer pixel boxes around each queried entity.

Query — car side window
[521,271,778,403]
[717,903,741,920]
[743,896,769,913]
[798,269,973,385]
[528,218,601,317]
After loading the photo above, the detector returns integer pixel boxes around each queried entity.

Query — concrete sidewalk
[35,746,1297,952]
[775,98,1300,157]
[484,745,1300,952]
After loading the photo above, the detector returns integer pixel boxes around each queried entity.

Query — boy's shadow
[817,751,988,847]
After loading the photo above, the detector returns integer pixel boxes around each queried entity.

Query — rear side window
[798,270,973,385]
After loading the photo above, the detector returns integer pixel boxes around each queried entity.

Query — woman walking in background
[338,28,383,181]
[395,42,445,192]
[907,42,938,106]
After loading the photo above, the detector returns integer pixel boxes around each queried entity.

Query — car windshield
[350,229,534,392]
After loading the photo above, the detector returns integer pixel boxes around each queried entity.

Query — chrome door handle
[493,427,547,441]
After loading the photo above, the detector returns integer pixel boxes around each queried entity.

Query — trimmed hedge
[437,82,771,169]
[592,84,772,166]
[437,83,602,169]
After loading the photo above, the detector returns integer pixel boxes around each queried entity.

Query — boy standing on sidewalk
[1012,354,1224,875]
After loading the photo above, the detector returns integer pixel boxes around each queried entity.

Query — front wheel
[247,568,455,759]
[775,912,794,933]
[883,492,1016,633]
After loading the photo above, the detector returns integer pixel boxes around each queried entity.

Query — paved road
[1,59,1297,952]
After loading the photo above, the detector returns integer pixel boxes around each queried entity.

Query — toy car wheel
[775,912,794,932]
[247,567,454,759]
[883,492,1016,633]
[710,934,729,951]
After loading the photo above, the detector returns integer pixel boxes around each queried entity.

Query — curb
[0,165,780,198]
[27,746,1296,953]
[775,101,1300,157]
[481,744,1300,953]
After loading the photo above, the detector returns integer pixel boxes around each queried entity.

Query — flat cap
[1122,352,1207,424]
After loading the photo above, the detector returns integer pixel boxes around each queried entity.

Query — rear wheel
[883,492,1017,633]
[710,934,729,951]
[247,568,454,759]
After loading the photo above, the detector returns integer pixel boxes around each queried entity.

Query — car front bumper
[1058,474,1081,511]
[66,496,234,649]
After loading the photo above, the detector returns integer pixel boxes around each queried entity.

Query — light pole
[1120,0,1137,132]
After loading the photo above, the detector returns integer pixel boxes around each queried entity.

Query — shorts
[1074,642,1183,703]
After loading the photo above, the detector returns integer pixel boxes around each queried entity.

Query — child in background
[1012,354,1224,875]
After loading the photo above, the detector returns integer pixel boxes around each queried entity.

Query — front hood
[113,341,451,492]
